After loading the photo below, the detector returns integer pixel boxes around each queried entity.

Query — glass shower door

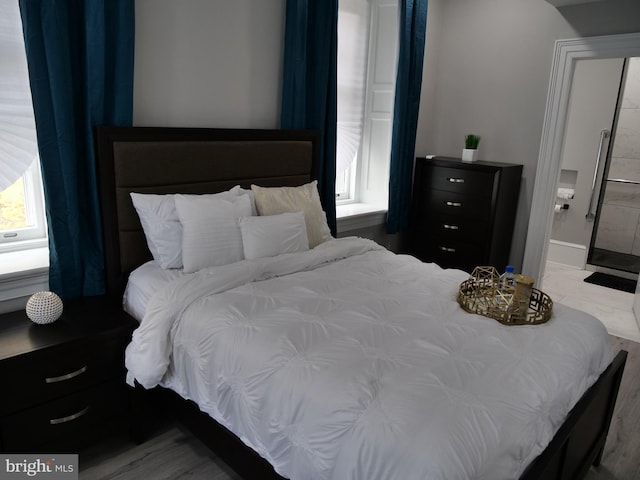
[588,58,640,276]
[590,178,640,274]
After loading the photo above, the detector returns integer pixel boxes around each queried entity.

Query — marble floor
[542,261,640,343]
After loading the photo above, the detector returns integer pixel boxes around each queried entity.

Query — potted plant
[462,134,481,162]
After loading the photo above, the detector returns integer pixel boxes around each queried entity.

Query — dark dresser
[0,296,136,453]
[409,156,522,273]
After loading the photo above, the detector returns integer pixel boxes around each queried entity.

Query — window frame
[335,159,357,203]
[0,159,48,252]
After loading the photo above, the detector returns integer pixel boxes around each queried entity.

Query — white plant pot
[462,148,478,162]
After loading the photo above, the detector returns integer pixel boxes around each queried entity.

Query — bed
[95,125,627,480]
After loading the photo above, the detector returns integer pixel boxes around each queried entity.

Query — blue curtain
[281,0,338,236]
[19,0,134,299]
[387,0,428,234]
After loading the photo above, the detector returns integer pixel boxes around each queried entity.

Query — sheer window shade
[0,0,39,191]
[336,0,370,176]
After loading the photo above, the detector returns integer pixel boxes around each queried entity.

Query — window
[0,0,47,253]
[337,0,370,202]
[335,160,356,201]
[0,159,47,249]
[337,0,399,207]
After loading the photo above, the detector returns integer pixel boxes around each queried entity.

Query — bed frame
[95,125,627,480]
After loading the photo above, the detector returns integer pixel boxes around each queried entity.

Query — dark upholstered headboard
[95,126,319,298]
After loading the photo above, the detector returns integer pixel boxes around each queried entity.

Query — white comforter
[125,237,613,480]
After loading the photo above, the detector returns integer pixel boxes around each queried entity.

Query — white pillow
[130,193,183,269]
[236,186,257,215]
[130,186,244,269]
[174,193,253,273]
[251,181,332,248]
[239,212,309,260]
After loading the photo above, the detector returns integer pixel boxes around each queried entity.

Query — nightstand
[0,296,136,453]
[409,156,523,272]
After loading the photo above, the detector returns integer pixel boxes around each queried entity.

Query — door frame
[522,32,640,284]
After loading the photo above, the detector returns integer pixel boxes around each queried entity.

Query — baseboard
[547,240,587,269]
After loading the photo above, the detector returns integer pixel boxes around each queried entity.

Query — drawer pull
[45,365,88,384]
[447,177,465,183]
[49,406,90,425]
[443,224,459,230]
[439,246,456,253]
[445,201,462,207]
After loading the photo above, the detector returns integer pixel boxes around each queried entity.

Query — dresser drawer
[414,213,490,240]
[424,190,492,220]
[0,380,128,453]
[420,239,488,272]
[426,166,497,197]
[0,337,126,415]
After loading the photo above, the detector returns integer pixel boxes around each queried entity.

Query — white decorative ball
[26,291,64,324]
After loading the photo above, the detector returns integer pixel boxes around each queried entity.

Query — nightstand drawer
[0,380,128,453]
[427,166,497,196]
[0,297,137,454]
[0,337,126,415]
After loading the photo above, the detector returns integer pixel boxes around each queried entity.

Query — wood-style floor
[585,336,640,480]
[79,335,640,480]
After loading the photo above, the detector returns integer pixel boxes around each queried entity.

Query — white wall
[416,0,640,272]
[132,0,640,269]
[134,0,285,128]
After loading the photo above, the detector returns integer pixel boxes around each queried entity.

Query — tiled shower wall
[595,58,640,254]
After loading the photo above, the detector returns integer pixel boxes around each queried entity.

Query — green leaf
[465,134,481,149]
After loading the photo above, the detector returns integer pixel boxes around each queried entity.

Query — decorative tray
[457,266,553,326]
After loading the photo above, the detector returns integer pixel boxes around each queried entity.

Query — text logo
[1,455,78,480]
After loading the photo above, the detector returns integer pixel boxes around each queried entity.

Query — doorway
[523,32,640,341]
[543,56,640,343]
[546,57,624,273]
[547,56,640,279]
[523,32,640,284]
